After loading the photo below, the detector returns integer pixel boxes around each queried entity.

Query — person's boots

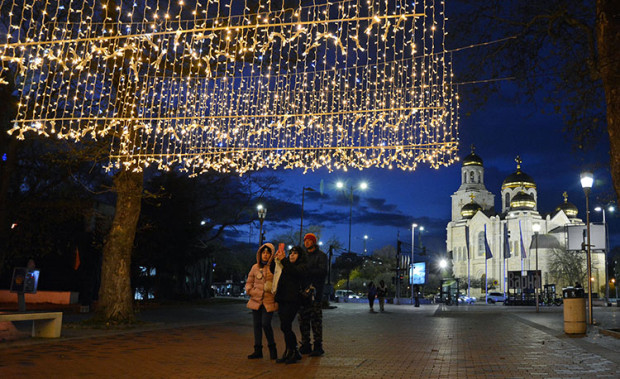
[309,342,324,357]
[286,348,301,364]
[268,344,278,360]
[299,341,312,354]
[276,349,290,363]
[247,345,262,359]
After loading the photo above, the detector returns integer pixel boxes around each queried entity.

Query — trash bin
[563,288,586,335]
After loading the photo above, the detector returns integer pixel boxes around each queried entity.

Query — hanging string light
[0,0,458,175]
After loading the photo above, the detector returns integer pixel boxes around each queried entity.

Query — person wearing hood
[274,245,306,364]
[245,243,278,359]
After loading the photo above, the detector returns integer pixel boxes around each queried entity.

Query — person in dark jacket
[367,281,377,311]
[274,245,306,364]
[297,233,328,356]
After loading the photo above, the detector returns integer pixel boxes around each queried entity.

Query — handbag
[300,285,315,304]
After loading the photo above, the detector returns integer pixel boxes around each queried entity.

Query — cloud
[364,197,398,212]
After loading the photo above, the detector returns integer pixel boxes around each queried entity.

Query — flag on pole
[465,225,470,259]
[484,225,493,259]
[519,221,527,259]
[503,222,511,258]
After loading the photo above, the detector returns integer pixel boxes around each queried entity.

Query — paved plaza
[0,301,619,378]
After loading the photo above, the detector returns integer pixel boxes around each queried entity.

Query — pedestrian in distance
[245,243,278,360]
[298,233,328,356]
[376,280,388,312]
[274,245,306,364]
[414,284,421,307]
[367,281,377,312]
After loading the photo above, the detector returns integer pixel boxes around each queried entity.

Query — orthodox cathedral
[446,147,606,298]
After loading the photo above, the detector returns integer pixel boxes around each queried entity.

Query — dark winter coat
[300,247,327,300]
[275,254,306,304]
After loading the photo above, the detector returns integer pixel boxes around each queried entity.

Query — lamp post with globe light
[580,171,594,324]
[257,204,267,246]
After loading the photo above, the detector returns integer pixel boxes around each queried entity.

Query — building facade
[446,148,606,299]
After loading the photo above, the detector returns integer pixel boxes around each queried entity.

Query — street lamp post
[257,204,267,246]
[363,235,369,255]
[580,171,594,325]
[533,223,541,312]
[595,204,614,303]
[411,223,418,305]
[337,181,367,254]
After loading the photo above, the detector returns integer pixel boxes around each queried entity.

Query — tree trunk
[96,168,143,323]
[597,0,620,200]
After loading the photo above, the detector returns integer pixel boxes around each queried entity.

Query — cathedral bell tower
[451,145,495,221]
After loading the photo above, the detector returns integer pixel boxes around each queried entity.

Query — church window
[477,173,481,183]
[505,193,510,208]
[470,171,474,182]
[477,232,485,256]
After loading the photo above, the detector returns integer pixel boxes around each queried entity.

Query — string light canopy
[0,0,459,176]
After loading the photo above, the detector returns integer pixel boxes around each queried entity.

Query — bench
[0,312,63,338]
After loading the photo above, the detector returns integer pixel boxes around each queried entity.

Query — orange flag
[74,247,81,270]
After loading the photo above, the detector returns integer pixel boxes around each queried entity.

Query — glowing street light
[257,204,267,246]
[337,180,368,255]
[580,171,594,325]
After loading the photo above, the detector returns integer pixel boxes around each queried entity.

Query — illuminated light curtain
[0,0,459,175]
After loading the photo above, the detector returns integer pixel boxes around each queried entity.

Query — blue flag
[504,223,511,259]
[519,221,527,259]
[465,225,470,259]
[484,225,493,259]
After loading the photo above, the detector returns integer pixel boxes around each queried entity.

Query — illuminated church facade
[445,148,606,299]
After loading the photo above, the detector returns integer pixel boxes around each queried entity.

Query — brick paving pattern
[0,302,618,378]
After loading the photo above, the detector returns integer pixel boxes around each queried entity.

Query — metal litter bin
[563,288,586,335]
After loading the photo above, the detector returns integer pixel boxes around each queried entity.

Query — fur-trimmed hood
[256,243,275,266]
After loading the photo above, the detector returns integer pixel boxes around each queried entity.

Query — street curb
[599,328,620,339]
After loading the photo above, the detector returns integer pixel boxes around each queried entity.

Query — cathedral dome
[463,152,483,167]
[510,191,536,210]
[461,201,482,219]
[462,145,483,167]
[554,192,579,218]
[501,156,536,190]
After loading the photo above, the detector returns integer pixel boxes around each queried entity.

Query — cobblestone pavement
[0,301,618,378]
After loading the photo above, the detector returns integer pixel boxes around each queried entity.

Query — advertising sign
[10,268,40,294]
[410,262,426,285]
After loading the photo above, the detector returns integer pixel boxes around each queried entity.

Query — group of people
[245,233,327,364]
[366,280,388,312]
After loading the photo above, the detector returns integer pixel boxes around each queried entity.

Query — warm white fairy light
[0,0,458,176]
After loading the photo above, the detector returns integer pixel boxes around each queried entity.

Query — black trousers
[278,301,300,350]
[252,305,274,347]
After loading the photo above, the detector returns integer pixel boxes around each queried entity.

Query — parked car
[486,292,506,304]
[335,290,360,300]
[458,295,476,304]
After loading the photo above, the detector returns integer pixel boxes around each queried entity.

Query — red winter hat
[304,233,317,244]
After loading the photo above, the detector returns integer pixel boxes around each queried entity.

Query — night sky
[225,81,616,263]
